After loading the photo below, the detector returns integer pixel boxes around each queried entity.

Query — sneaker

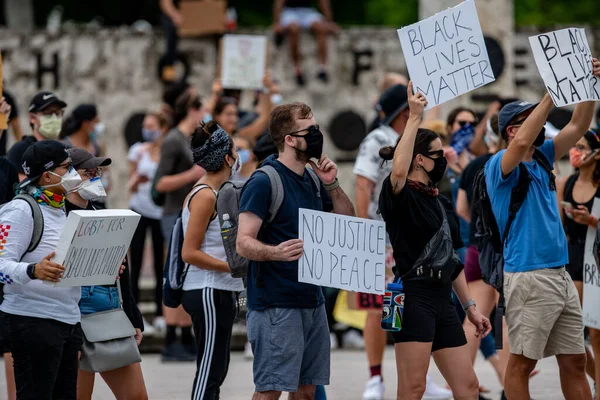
[161,343,196,363]
[363,375,384,400]
[423,375,452,399]
[343,330,365,350]
[153,316,166,333]
[330,333,339,350]
[142,317,156,336]
[244,342,254,360]
[317,70,329,83]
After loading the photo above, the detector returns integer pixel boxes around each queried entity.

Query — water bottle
[221,213,234,240]
[381,281,405,332]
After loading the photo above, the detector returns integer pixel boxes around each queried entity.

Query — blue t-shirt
[239,155,333,310]
[485,140,568,273]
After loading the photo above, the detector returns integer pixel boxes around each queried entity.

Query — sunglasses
[286,124,321,137]
[457,120,477,128]
[56,160,73,170]
[424,150,444,159]
[80,168,102,178]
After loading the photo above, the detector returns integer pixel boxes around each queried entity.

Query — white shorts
[280,7,323,30]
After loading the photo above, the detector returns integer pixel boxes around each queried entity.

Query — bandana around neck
[31,187,66,208]
[407,179,439,197]
[191,126,231,172]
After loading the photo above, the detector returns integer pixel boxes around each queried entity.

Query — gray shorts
[247,304,330,393]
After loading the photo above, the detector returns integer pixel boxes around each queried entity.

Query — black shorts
[392,282,467,352]
[566,243,584,282]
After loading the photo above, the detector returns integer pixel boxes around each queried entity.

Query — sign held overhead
[397,0,495,109]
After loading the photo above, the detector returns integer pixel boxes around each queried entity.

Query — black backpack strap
[533,149,556,191]
[495,291,505,350]
[502,163,531,246]
[13,194,45,256]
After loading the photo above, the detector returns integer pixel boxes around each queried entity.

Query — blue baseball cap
[498,100,539,138]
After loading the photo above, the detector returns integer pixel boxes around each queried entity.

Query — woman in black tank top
[556,129,600,385]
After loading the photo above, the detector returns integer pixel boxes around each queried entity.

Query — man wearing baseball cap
[0,140,83,399]
[352,83,452,400]
[28,90,67,141]
[484,57,600,400]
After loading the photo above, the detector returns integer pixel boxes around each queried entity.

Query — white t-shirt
[128,142,163,220]
[182,186,244,292]
[0,199,81,325]
[353,125,399,220]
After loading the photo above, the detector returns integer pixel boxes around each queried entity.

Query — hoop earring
[415,165,421,171]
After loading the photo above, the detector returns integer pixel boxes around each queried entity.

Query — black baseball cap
[376,84,408,125]
[7,136,37,174]
[18,140,70,189]
[67,148,111,170]
[498,100,539,138]
[29,91,67,113]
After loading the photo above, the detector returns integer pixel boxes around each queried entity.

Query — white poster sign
[397,0,495,109]
[49,210,141,287]
[583,199,600,329]
[221,34,267,90]
[530,28,600,107]
[298,209,386,295]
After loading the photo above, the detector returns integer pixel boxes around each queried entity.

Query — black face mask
[423,150,448,184]
[533,127,546,147]
[288,125,324,161]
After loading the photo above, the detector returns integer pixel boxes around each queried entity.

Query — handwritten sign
[529,28,600,107]
[583,199,600,329]
[221,34,267,90]
[397,0,495,109]
[298,209,386,295]
[49,210,140,287]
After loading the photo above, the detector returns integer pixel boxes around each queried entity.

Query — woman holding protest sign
[181,121,245,400]
[63,148,148,400]
[378,82,491,399]
[556,129,600,390]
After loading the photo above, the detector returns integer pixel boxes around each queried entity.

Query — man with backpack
[484,57,599,400]
[237,102,355,399]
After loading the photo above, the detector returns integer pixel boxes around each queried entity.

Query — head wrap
[192,125,231,172]
[584,130,600,150]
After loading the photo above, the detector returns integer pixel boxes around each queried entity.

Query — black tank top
[563,173,600,244]
[285,0,312,8]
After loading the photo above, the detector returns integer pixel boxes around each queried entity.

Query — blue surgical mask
[238,149,251,165]
[142,128,162,142]
[270,93,283,105]
[203,113,213,123]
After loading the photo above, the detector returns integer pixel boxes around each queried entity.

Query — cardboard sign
[0,52,6,130]
[179,0,227,37]
[529,28,600,107]
[397,0,495,109]
[583,199,600,329]
[49,210,141,287]
[220,34,268,90]
[298,209,386,295]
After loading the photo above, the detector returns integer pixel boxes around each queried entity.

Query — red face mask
[570,148,583,168]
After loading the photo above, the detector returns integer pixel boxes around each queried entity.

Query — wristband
[27,263,37,280]
[462,299,476,311]
[324,178,340,191]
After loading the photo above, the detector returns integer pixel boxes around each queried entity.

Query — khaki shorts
[504,267,585,360]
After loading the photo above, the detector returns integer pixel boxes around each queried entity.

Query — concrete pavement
[0,348,580,399]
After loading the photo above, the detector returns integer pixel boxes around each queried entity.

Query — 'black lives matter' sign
[530,28,600,107]
[397,0,495,109]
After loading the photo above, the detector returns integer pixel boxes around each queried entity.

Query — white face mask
[45,167,82,192]
[78,177,107,200]
[93,122,105,137]
[230,156,242,175]
[270,93,284,106]
[38,114,63,139]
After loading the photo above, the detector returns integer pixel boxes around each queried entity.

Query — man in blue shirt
[486,57,599,400]
[237,102,354,399]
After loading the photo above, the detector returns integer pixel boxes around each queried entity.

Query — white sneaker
[343,330,365,350]
[363,375,384,400]
[153,316,166,333]
[330,333,339,350]
[423,374,452,399]
[142,317,156,336]
[244,342,254,360]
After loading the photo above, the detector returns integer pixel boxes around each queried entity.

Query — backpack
[0,193,45,258]
[163,184,215,308]
[216,165,321,280]
[471,149,555,347]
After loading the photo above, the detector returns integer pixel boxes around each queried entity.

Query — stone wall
[0,26,597,207]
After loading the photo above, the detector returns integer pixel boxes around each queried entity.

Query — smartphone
[561,201,574,218]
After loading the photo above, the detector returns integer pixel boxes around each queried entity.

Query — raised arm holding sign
[397,0,495,109]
